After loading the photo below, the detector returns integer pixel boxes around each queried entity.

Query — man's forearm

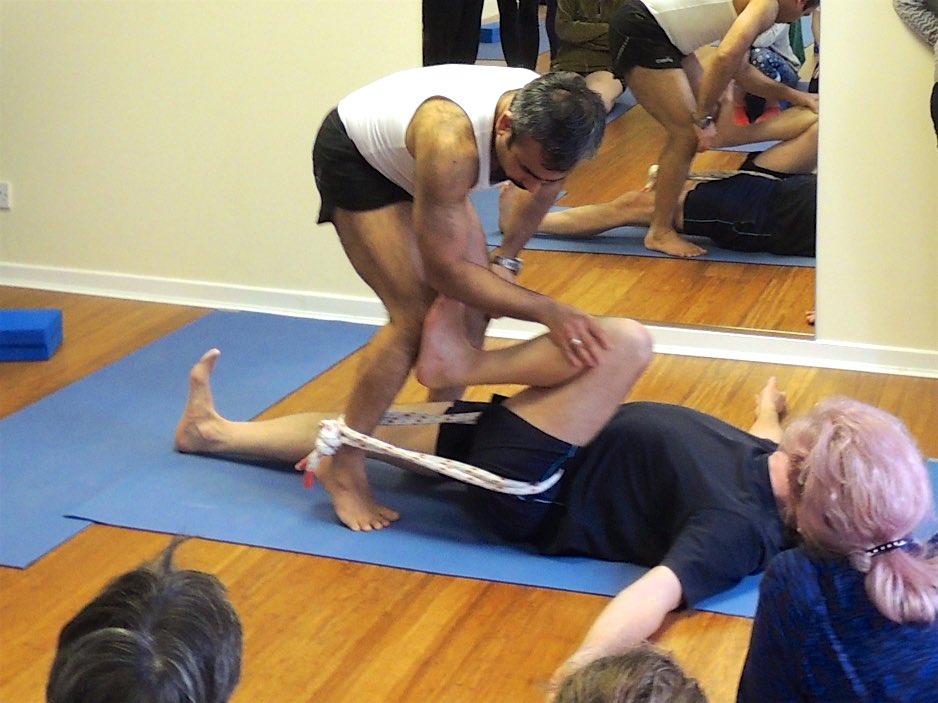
[427,257,553,324]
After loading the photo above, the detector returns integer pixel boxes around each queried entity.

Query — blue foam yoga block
[0,309,63,361]
[480,22,500,43]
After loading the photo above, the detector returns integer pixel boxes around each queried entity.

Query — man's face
[496,133,568,194]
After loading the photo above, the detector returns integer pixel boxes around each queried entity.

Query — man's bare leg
[747,376,787,444]
[415,296,585,389]
[750,119,819,174]
[176,348,453,470]
[538,190,655,236]
[417,298,653,446]
[313,203,441,531]
[714,105,817,150]
[626,65,706,257]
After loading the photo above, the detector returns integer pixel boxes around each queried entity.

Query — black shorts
[436,399,577,543]
[609,0,685,75]
[684,173,816,256]
[683,174,776,252]
[311,108,413,224]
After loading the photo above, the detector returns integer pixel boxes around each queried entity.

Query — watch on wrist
[693,113,715,130]
[491,254,523,274]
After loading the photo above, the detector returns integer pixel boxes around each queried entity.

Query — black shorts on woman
[609,0,687,75]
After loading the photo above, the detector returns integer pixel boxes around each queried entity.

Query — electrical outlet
[0,182,10,210]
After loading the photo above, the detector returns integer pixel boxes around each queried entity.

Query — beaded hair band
[865,538,910,557]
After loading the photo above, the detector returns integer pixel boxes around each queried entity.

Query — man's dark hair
[509,71,606,172]
[47,540,243,703]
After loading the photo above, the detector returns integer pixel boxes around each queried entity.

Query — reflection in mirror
[519,40,818,337]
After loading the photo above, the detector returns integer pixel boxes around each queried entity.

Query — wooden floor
[2,286,937,703]
[484,38,819,336]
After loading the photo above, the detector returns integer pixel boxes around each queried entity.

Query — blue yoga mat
[64,408,938,619]
[0,312,377,568]
[472,187,816,267]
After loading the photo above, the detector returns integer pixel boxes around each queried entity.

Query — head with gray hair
[555,645,708,703]
[508,71,606,173]
[47,540,243,703]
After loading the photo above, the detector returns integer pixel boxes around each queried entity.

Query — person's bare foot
[805,310,816,325]
[748,376,787,442]
[312,451,400,531]
[414,296,478,389]
[755,376,787,420]
[175,348,226,454]
[644,227,706,257]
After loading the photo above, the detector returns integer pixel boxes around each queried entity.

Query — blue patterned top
[737,543,938,702]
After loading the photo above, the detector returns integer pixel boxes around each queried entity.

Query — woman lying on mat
[176,298,799,693]
[736,400,938,702]
[500,103,819,257]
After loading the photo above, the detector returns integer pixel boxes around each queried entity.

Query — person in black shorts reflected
[506,102,818,257]
[606,0,820,258]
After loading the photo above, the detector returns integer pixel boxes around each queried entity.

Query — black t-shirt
[437,401,792,607]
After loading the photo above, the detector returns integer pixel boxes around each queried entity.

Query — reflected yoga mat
[473,187,816,268]
[0,312,378,568]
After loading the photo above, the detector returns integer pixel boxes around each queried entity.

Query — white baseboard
[4,262,937,379]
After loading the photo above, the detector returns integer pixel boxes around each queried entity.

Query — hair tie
[865,538,910,557]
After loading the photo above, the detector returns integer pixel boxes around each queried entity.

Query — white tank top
[338,64,539,195]
[643,0,738,55]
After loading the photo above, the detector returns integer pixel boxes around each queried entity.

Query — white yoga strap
[302,412,564,495]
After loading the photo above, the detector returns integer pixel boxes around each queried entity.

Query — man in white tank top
[310,66,607,531]
[607,0,819,257]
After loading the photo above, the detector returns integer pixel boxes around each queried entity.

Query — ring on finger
[570,338,583,347]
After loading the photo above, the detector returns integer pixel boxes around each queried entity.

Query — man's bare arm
[696,0,781,119]
[497,182,566,258]
[409,101,609,366]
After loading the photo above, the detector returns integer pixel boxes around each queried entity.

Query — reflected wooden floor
[524,45,817,335]
[3,287,936,702]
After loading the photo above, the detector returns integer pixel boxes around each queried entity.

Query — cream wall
[815,2,938,351]
[0,0,420,298]
[1,1,936,372]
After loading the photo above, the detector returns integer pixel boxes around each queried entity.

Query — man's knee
[600,318,654,370]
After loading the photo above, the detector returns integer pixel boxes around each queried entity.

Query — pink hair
[781,397,938,624]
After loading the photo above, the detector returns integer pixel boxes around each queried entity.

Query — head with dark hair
[47,540,243,703]
[506,71,606,173]
[781,398,938,624]
[555,645,707,703]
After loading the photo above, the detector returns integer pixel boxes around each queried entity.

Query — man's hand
[694,122,719,153]
[544,303,611,367]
